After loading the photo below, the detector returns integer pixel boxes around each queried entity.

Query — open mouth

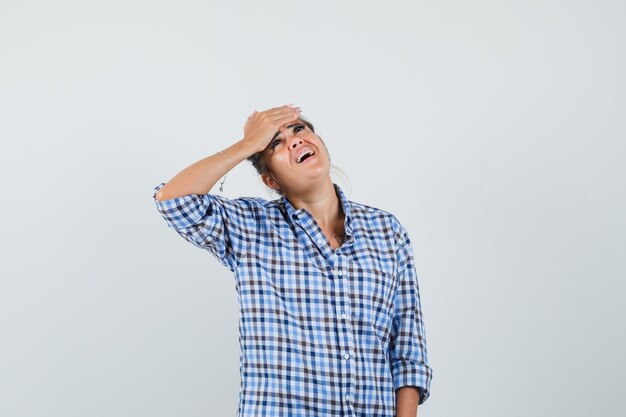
[296,150,315,164]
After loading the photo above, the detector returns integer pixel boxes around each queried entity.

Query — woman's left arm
[388,226,433,407]
[396,386,420,417]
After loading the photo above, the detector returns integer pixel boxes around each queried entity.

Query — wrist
[238,137,264,156]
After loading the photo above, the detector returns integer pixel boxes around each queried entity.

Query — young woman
[153,104,433,417]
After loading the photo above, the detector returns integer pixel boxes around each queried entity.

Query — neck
[284,178,343,228]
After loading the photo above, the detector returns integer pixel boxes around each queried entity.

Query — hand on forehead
[280,118,303,128]
[275,119,304,138]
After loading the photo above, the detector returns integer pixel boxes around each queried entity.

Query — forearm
[156,139,256,201]
[396,386,420,417]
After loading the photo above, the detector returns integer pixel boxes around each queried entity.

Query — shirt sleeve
[152,182,258,272]
[389,227,433,405]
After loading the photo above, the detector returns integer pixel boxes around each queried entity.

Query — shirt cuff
[391,358,432,405]
[152,182,212,230]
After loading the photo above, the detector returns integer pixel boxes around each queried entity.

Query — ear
[261,172,281,191]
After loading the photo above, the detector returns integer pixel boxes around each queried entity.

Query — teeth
[297,150,314,163]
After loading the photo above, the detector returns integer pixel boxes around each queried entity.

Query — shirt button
[344,353,350,360]
[341,312,347,320]
[345,394,351,402]
[316,238,324,245]
[337,269,343,276]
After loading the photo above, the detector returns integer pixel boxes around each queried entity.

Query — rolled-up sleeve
[389,228,433,405]
[152,182,257,272]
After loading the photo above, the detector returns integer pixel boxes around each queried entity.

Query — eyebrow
[270,122,303,143]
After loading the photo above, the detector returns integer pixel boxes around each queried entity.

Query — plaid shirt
[152,182,432,416]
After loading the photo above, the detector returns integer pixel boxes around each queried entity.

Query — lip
[297,152,316,164]
[293,145,316,164]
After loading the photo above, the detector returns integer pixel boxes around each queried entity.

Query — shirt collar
[281,183,354,240]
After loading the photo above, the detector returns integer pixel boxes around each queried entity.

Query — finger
[255,110,298,127]
[255,107,300,126]
[273,112,301,126]
[265,104,300,116]
[284,104,301,112]
[272,106,301,119]
[271,112,300,126]
[279,103,298,110]
[261,105,288,114]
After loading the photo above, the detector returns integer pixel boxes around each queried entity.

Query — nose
[289,137,303,149]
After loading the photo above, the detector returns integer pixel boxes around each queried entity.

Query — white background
[1,1,624,416]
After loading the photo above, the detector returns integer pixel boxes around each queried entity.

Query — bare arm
[396,386,420,417]
[155,105,301,201]
[155,140,256,201]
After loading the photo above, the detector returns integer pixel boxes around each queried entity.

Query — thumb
[245,110,257,125]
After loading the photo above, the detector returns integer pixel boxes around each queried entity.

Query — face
[260,119,331,195]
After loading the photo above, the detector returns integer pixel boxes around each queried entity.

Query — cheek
[266,151,291,173]
[317,141,330,159]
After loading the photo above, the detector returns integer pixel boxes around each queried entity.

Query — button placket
[333,257,355,411]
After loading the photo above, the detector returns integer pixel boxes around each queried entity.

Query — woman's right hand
[242,104,302,154]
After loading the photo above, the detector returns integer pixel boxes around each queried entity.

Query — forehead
[280,118,305,129]
[261,119,309,155]
[273,119,307,137]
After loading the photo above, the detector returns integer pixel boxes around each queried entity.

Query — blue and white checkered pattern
[153,182,432,416]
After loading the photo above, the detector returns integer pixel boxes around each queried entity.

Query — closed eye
[268,123,306,150]
[269,138,282,149]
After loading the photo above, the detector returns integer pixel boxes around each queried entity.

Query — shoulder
[348,199,408,241]
[210,194,283,216]
[204,193,274,208]
[350,200,396,220]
